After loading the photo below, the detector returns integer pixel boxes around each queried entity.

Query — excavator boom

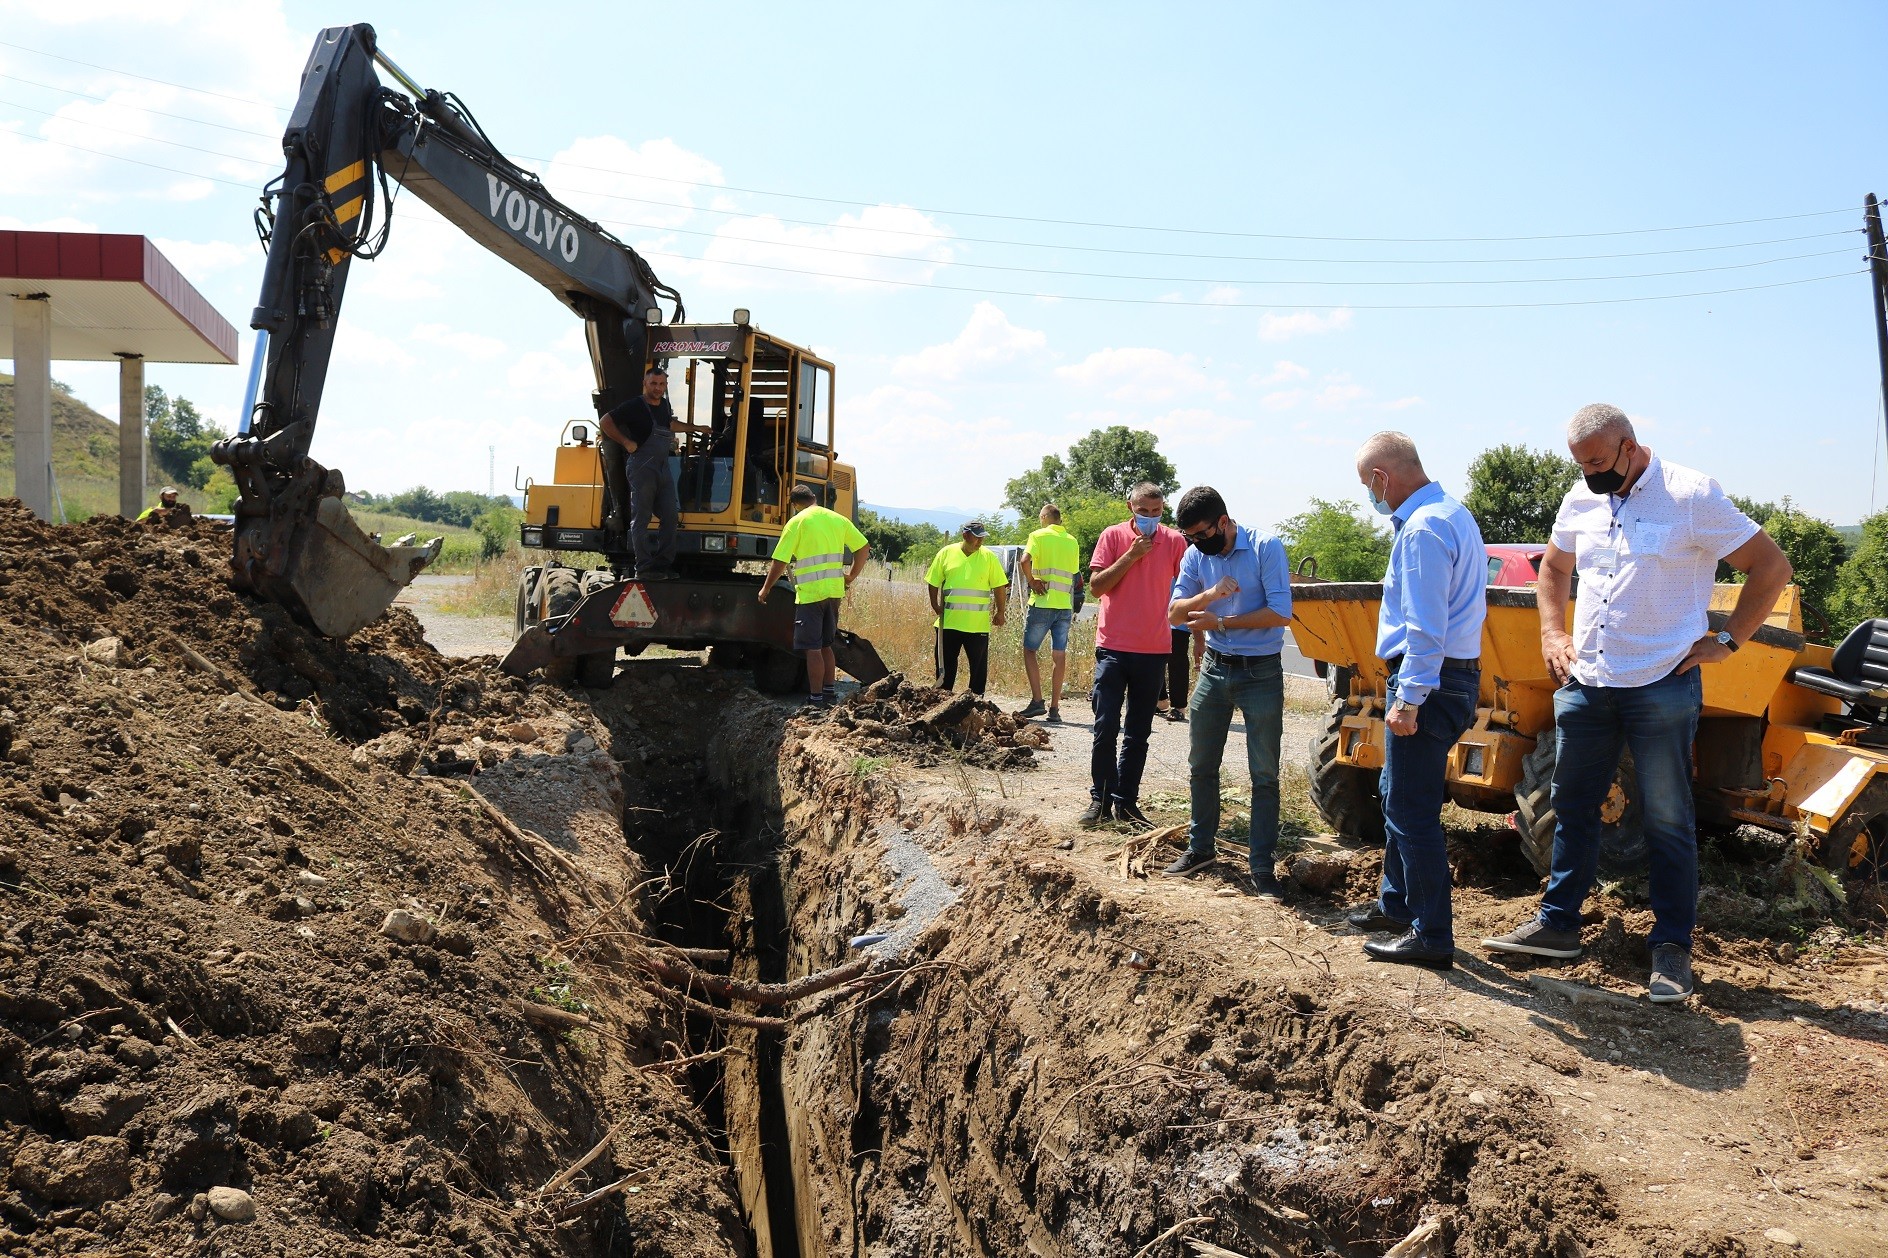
[216,23,676,637]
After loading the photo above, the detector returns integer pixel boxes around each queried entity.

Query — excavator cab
[519,314,858,568]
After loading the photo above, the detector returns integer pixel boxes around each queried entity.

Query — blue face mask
[1132,513,1159,537]
[1366,473,1393,516]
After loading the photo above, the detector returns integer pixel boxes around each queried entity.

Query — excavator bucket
[238,491,440,639]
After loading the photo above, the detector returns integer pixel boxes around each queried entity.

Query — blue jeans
[1378,666,1479,949]
[1186,652,1283,879]
[1023,606,1072,653]
[1539,668,1703,949]
[1090,648,1165,807]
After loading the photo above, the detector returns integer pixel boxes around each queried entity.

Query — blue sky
[3,2,1885,528]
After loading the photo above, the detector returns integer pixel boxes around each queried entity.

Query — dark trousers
[1377,665,1479,948]
[1540,668,1703,949]
[1090,648,1165,808]
[935,628,990,694]
[1159,627,1192,706]
[626,429,678,574]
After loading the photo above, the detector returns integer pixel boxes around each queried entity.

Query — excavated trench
[594,664,1614,1258]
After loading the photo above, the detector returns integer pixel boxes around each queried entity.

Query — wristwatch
[1714,630,1740,653]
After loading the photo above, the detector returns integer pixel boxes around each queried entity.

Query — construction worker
[136,487,189,523]
[925,521,1009,694]
[599,366,679,581]
[1017,502,1079,723]
[759,484,872,707]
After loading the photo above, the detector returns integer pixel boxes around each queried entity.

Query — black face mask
[1186,524,1228,555]
[1583,440,1630,495]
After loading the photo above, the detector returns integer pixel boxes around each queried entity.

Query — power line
[0,70,279,136]
[0,95,274,167]
[631,248,1869,310]
[1,126,257,189]
[0,35,1869,247]
[5,65,1866,266]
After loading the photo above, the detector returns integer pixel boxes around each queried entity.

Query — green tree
[473,505,522,561]
[1760,499,1848,638]
[856,508,947,563]
[146,391,226,487]
[1730,495,1778,527]
[388,485,447,522]
[1831,509,1888,630]
[1276,498,1393,582]
[1064,426,1179,500]
[1463,443,1578,544]
[1000,426,1178,517]
[1002,454,1070,519]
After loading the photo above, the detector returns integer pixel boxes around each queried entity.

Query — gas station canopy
[1,231,239,364]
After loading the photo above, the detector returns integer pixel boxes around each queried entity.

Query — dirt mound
[823,670,1046,768]
[0,503,746,1255]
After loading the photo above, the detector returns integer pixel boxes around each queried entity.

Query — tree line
[891,426,1888,640]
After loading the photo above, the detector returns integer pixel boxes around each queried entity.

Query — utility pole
[488,444,496,498]
[1866,194,1888,459]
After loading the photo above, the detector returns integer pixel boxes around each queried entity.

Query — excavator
[218,22,886,691]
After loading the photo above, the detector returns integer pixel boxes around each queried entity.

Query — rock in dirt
[82,635,126,667]
[1763,1228,1801,1249]
[9,1135,134,1205]
[379,908,436,944]
[207,1185,256,1222]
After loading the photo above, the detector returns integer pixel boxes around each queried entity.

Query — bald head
[1354,431,1425,479]
[1355,431,1431,513]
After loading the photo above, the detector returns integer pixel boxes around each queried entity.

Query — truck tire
[752,647,807,695]
[513,565,544,640]
[1512,735,1644,879]
[1307,701,1385,847]
[538,568,605,685]
[576,650,617,688]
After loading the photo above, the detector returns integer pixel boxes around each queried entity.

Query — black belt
[1386,654,1480,672]
[1204,647,1280,669]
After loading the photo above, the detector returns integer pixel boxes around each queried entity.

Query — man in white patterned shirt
[1482,403,1792,1003]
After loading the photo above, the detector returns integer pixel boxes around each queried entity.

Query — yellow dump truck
[1290,582,1888,878]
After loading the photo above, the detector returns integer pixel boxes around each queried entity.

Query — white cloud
[1315,382,1370,408]
[892,302,1046,383]
[1260,389,1307,411]
[412,323,508,362]
[1384,396,1425,410]
[330,323,414,370]
[153,237,252,278]
[543,135,725,232]
[1143,406,1252,446]
[1203,285,1242,305]
[1055,346,1226,404]
[682,204,954,293]
[1255,360,1309,386]
[843,383,1057,509]
[1257,308,1354,342]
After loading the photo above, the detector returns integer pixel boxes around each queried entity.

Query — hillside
[0,372,167,517]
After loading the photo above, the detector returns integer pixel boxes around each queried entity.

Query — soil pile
[823,671,1047,768]
[0,504,746,1256]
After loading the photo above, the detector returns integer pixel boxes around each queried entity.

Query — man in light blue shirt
[1349,432,1487,970]
[1164,486,1294,894]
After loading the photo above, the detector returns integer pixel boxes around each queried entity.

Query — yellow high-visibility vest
[925,542,1007,633]
[772,505,868,602]
[1024,525,1079,610]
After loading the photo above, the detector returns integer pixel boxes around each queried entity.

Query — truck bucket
[242,494,441,639]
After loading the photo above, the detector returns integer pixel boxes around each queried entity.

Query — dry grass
[843,576,1101,698]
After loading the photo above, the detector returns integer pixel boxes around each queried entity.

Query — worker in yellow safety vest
[1017,503,1079,723]
[759,484,872,706]
[925,520,1010,695]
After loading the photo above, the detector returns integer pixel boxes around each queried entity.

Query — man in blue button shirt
[1164,486,1294,895]
[1347,432,1487,969]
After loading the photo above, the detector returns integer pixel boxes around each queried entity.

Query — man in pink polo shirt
[1083,480,1187,828]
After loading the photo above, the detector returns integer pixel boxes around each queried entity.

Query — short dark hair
[645,365,668,378]
[789,483,817,504]
[1175,486,1227,530]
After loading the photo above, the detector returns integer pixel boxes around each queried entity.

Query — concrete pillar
[11,294,53,521]
[117,354,145,517]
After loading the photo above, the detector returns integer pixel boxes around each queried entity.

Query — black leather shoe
[1114,801,1154,829]
[1079,799,1112,828]
[1248,875,1286,901]
[1363,930,1454,970]
[1346,903,1412,933]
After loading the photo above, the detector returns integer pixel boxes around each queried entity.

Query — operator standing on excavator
[760,484,872,707]
[600,367,680,581]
